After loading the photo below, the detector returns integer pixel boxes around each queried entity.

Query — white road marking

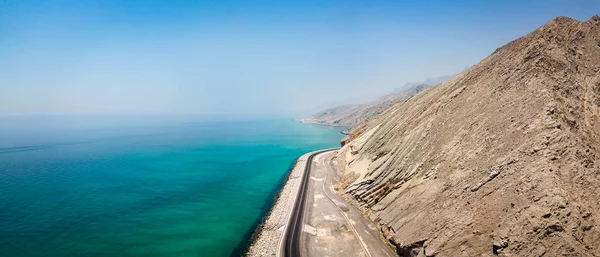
[316,228,328,236]
[319,153,374,257]
[310,176,324,181]
[303,224,318,235]
[323,215,337,221]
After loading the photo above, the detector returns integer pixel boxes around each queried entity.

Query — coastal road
[282,149,334,257]
[281,150,396,257]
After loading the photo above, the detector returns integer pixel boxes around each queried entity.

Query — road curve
[281,149,338,257]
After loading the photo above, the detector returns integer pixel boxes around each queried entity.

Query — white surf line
[318,151,373,257]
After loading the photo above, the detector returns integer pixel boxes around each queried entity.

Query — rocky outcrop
[333,15,600,256]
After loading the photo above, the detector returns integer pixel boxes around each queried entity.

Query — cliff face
[333,15,600,256]
[301,84,436,127]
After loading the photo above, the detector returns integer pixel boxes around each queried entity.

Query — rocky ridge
[333,15,600,256]
[301,83,437,127]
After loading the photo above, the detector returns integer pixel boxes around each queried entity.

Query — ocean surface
[0,116,346,257]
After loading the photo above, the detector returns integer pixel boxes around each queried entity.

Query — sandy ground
[301,151,396,257]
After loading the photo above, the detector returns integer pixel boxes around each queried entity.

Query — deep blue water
[0,116,345,257]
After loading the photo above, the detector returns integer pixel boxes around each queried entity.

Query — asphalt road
[282,149,336,257]
[281,149,396,257]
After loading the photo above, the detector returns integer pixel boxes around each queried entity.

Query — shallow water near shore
[0,116,345,257]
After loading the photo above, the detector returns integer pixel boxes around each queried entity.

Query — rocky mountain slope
[300,83,438,127]
[333,15,600,256]
[399,75,455,93]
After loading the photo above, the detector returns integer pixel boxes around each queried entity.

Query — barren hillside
[301,84,437,127]
[333,15,600,256]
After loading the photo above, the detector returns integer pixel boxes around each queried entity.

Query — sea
[0,116,346,257]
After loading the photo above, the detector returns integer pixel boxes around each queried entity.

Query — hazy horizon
[2,0,599,117]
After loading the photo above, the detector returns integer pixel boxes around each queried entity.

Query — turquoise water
[0,116,345,257]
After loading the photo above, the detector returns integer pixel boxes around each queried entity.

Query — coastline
[244,151,317,256]
[230,159,299,257]
[296,118,349,127]
[296,119,351,136]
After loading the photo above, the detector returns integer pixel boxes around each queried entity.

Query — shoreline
[229,159,299,257]
[296,118,349,127]
[296,119,351,135]
[244,151,318,256]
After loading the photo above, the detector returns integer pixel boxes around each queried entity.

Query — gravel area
[245,152,314,257]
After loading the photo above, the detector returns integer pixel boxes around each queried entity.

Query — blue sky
[1,0,599,117]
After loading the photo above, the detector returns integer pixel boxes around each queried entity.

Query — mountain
[398,75,455,93]
[333,15,600,256]
[300,81,448,128]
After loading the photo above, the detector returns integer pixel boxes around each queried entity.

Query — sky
[1,0,599,117]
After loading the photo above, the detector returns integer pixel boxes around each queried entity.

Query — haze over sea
[0,116,345,257]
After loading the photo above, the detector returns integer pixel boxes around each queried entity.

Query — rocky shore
[245,151,314,256]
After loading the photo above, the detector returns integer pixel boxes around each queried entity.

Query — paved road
[292,150,397,257]
[282,149,336,257]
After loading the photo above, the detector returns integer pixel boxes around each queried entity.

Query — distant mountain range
[299,76,453,127]
[397,75,455,92]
